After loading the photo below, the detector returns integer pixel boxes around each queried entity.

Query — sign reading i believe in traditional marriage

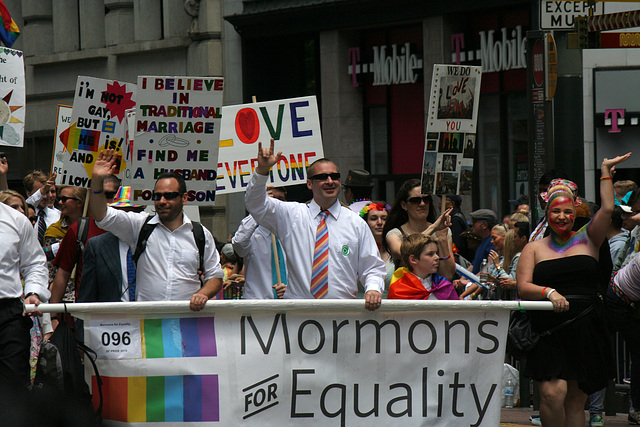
[130,76,224,205]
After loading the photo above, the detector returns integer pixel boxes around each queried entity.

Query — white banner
[216,96,324,194]
[130,76,224,205]
[422,65,482,196]
[0,48,25,147]
[74,301,512,426]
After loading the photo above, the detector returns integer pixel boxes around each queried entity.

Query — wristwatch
[25,292,40,300]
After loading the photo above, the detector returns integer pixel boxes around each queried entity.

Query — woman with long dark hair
[383,179,454,279]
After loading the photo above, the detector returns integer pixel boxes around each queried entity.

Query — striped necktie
[37,209,46,246]
[310,209,329,299]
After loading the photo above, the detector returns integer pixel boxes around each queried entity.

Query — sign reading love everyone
[216,96,324,194]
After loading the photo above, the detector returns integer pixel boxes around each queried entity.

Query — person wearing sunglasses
[245,139,386,311]
[48,176,123,311]
[44,182,125,316]
[382,179,455,279]
[88,150,224,312]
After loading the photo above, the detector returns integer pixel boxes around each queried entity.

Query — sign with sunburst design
[0,47,24,147]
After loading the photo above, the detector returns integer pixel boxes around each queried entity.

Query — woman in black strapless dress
[517,153,631,427]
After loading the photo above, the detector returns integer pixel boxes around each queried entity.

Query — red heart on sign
[236,108,259,144]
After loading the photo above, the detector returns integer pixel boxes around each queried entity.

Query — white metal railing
[25,299,554,315]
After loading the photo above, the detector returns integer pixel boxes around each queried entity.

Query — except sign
[540,1,604,30]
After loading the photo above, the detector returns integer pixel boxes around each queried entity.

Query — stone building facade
[3,0,236,238]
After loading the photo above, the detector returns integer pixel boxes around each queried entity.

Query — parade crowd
[0,143,639,427]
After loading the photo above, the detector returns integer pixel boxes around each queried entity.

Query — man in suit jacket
[79,186,143,303]
[79,232,129,303]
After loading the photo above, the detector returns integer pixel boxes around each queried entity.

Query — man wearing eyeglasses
[88,150,224,311]
[245,139,386,311]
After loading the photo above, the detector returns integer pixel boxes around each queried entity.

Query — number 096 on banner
[86,319,142,359]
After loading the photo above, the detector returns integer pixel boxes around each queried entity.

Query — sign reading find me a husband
[75,300,510,426]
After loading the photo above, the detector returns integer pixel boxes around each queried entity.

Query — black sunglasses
[58,196,80,203]
[309,172,340,182]
[152,191,181,201]
[104,191,117,199]
[407,196,431,205]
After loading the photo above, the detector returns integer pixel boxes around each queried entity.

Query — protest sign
[60,76,136,188]
[130,76,224,205]
[0,47,25,147]
[422,65,482,196]
[79,301,509,426]
[50,105,73,176]
[216,96,323,194]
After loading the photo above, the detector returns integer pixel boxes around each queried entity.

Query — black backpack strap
[76,217,91,257]
[132,215,157,266]
[77,341,103,419]
[191,221,205,286]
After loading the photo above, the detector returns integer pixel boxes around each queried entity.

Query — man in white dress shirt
[233,186,288,299]
[245,139,386,311]
[88,150,224,311]
[23,171,60,236]
[0,202,50,388]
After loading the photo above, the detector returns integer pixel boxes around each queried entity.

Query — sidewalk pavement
[501,407,631,426]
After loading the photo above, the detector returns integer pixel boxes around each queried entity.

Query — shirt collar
[309,199,341,220]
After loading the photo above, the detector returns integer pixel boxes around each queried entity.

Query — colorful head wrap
[540,178,582,207]
[359,202,389,218]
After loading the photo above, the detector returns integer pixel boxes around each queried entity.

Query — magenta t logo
[451,33,465,65]
[348,47,360,87]
[605,108,625,133]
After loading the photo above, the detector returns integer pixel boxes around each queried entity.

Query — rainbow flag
[60,123,101,152]
[94,375,219,422]
[143,317,217,358]
[0,1,19,48]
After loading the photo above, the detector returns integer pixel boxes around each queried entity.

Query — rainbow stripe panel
[94,375,219,422]
[143,317,217,358]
